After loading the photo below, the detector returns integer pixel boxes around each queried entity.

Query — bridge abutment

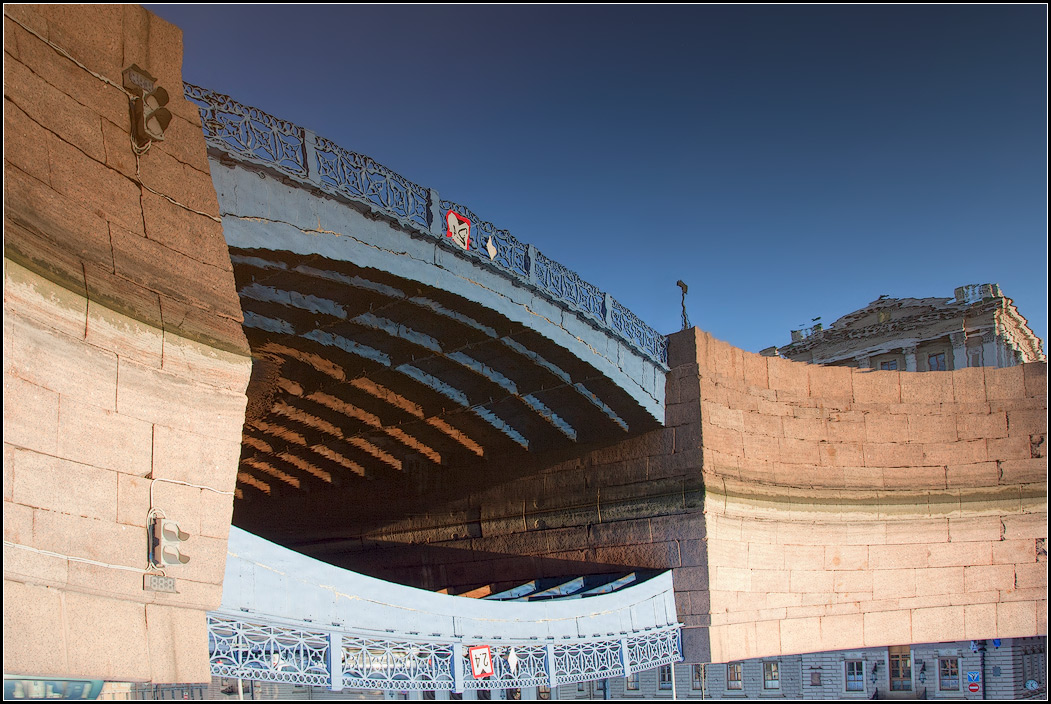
[4,5,250,683]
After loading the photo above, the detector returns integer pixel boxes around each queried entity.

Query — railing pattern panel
[185,83,668,366]
[532,251,606,323]
[611,298,669,364]
[208,615,331,687]
[460,644,549,691]
[208,612,681,692]
[342,637,454,691]
[553,638,624,685]
[314,135,430,229]
[440,200,530,279]
[625,627,681,675]
[185,84,307,178]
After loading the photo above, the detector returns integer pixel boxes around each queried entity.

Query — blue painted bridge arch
[186,84,671,548]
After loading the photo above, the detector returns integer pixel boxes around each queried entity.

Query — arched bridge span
[185,85,670,556]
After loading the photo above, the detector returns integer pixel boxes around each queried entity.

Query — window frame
[845,660,864,692]
[625,671,639,691]
[763,661,780,690]
[938,657,959,691]
[692,664,704,691]
[659,664,673,691]
[727,663,743,690]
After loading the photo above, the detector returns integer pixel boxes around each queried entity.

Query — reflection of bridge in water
[188,82,686,692]
[209,529,680,693]
[2,7,1045,689]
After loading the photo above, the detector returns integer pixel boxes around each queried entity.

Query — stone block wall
[691,328,1047,663]
[3,5,251,683]
[321,328,1045,666]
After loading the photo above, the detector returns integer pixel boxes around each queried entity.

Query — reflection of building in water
[767,284,1045,371]
[694,636,1046,701]
[116,637,1038,700]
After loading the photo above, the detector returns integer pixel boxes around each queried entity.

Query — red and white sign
[468,645,494,679]
[968,682,980,693]
[446,211,471,251]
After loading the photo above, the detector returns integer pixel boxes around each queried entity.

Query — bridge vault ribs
[227,248,662,554]
[188,83,669,588]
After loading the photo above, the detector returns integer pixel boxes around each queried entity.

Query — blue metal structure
[184,83,668,367]
[210,529,682,692]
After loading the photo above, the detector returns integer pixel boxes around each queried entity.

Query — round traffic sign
[968,682,980,693]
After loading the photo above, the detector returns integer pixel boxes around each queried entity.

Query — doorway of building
[889,646,913,693]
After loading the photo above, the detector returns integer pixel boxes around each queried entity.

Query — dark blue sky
[149,5,1047,353]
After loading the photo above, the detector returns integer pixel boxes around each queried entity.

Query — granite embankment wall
[4,5,251,682]
[691,328,1047,663]
[345,329,1046,665]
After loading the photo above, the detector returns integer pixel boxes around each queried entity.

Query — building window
[928,352,947,371]
[625,671,639,691]
[938,658,959,691]
[890,646,912,691]
[810,671,822,686]
[659,665,673,690]
[596,679,606,694]
[537,685,551,700]
[727,663,743,690]
[764,662,780,689]
[692,665,704,691]
[880,359,898,370]
[845,660,864,691]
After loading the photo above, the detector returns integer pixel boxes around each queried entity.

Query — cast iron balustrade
[185,83,668,366]
[207,612,681,692]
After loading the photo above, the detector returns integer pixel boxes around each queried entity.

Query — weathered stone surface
[9,445,116,521]
[3,374,60,457]
[4,56,107,164]
[4,308,118,411]
[65,591,151,680]
[146,604,211,683]
[4,100,53,186]
[57,396,153,476]
[2,580,69,677]
[4,4,250,685]
[690,333,1045,661]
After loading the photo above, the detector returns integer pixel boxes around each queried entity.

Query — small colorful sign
[468,644,495,679]
[446,210,471,251]
[968,682,981,693]
[967,671,981,683]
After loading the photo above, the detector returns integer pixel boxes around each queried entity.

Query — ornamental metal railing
[207,611,681,693]
[184,83,668,366]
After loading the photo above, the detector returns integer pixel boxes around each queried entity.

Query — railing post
[328,632,343,692]
[302,129,322,187]
[545,643,557,691]
[429,189,444,237]
[604,293,614,327]
[528,245,539,286]
[452,642,465,694]
[619,638,630,678]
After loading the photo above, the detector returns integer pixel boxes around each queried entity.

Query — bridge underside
[230,245,662,575]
